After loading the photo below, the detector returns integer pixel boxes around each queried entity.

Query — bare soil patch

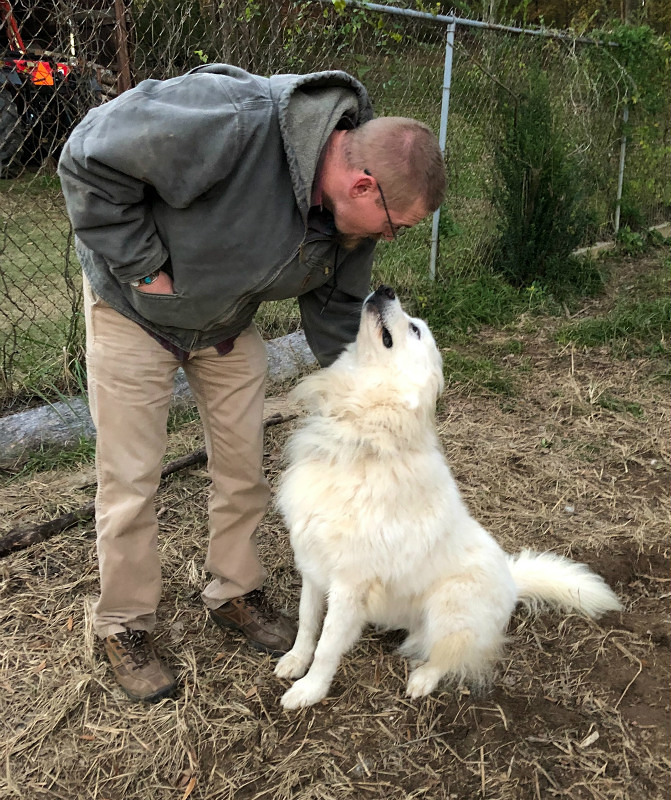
[1,251,669,799]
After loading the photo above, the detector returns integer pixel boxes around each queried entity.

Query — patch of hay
[1,254,669,800]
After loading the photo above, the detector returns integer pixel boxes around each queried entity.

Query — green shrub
[491,69,595,291]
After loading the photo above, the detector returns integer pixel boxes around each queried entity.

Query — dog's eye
[410,323,421,339]
[382,327,393,348]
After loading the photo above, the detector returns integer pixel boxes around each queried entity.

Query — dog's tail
[507,550,622,618]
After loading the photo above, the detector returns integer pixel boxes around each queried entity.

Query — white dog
[275,286,621,710]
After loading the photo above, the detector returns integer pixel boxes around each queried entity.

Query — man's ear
[349,171,375,199]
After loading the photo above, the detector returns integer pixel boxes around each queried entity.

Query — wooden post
[114,0,133,94]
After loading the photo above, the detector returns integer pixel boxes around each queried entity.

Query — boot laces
[242,589,276,624]
[115,629,153,670]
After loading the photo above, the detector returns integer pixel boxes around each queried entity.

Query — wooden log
[0,331,315,469]
[0,412,295,558]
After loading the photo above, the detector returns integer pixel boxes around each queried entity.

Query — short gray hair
[344,117,445,213]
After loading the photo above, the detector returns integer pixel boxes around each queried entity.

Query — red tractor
[1,0,101,176]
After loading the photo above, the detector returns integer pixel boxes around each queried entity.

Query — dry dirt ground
[0,251,669,800]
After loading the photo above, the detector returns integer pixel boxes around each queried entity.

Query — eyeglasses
[363,169,408,239]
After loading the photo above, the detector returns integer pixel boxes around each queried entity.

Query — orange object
[29,60,54,85]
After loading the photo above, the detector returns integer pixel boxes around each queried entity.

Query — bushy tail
[507,550,622,618]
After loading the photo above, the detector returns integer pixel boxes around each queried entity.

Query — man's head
[320,117,445,248]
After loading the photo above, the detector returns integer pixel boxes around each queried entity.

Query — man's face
[329,176,428,248]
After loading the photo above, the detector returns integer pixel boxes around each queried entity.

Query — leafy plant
[616,225,645,255]
[491,68,595,292]
[588,24,671,224]
[591,23,670,116]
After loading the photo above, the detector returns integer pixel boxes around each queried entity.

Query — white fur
[275,289,622,709]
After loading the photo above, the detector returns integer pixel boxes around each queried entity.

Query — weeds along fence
[0,1,669,411]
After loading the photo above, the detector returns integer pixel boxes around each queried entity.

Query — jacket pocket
[298,256,333,293]
[281,242,336,297]
[128,290,185,328]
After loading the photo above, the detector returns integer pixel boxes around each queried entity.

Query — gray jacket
[57,64,376,365]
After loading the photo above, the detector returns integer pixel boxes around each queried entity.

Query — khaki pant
[83,279,270,638]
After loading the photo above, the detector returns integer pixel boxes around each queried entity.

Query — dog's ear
[400,368,444,413]
[400,389,421,411]
[289,372,329,411]
[289,367,355,413]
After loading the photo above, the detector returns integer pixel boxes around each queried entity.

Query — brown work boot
[103,629,177,702]
[210,589,296,656]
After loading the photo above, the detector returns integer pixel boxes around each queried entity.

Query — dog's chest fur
[277,405,477,599]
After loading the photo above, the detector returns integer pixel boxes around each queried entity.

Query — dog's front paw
[280,676,329,709]
[274,650,311,680]
[406,664,442,699]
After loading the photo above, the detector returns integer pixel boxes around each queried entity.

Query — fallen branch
[0,412,296,558]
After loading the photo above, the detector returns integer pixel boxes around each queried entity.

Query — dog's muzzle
[365,285,396,312]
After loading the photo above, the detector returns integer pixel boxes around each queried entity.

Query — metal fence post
[430,20,456,281]
[614,103,629,236]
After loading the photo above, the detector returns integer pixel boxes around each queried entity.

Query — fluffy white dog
[275,285,621,710]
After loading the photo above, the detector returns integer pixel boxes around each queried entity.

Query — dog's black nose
[375,285,396,300]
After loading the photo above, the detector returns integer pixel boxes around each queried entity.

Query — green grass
[556,296,671,357]
[442,349,517,395]
[1,314,85,410]
[595,394,644,418]
[1,173,84,409]
[408,271,528,345]
[491,338,524,356]
[4,435,96,482]
[0,172,62,196]
[167,405,202,433]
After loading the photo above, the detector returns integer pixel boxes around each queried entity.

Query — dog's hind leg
[275,576,324,681]
[280,584,365,709]
[397,631,424,660]
[405,592,508,698]
[406,628,481,698]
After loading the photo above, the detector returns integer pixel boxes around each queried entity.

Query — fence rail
[1,1,669,412]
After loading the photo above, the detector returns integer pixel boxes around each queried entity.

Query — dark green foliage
[541,254,606,301]
[491,69,595,292]
[591,23,670,115]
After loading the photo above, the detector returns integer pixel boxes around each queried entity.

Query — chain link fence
[1,1,669,412]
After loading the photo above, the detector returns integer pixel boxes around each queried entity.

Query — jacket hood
[271,71,374,216]
[188,64,374,218]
